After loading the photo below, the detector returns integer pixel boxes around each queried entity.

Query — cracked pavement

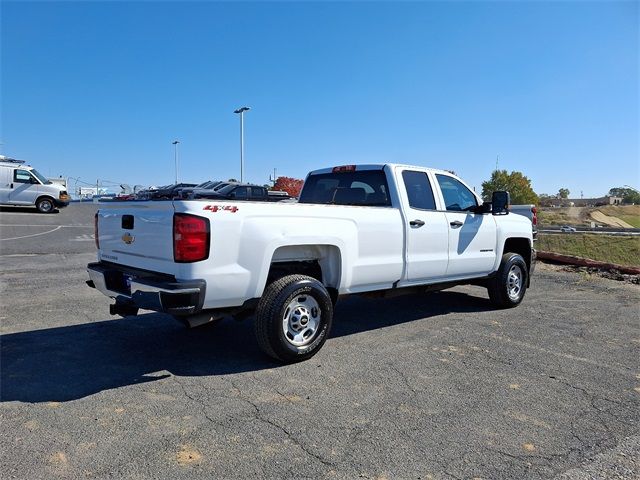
[1,203,639,479]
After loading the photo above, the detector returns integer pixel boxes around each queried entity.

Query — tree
[273,176,304,197]
[608,187,640,204]
[227,178,238,182]
[558,188,570,199]
[481,170,539,205]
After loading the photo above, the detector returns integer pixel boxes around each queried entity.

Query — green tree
[558,188,570,199]
[481,170,539,204]
[608,187,640,204]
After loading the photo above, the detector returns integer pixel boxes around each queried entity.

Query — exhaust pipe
[176,311,226,328]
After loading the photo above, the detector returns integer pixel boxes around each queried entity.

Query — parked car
[136,183,197,200]
[510,204,537,240]
[193,183,290,202]
[0,156,70,213]
[560,225,577,233]
[88,163,535,363]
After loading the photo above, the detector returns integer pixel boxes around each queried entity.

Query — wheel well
[36,195,55,204]
[503,237,532,272]
[267,244,342,305]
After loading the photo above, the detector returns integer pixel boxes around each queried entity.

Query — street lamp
[234,106,250,182]
[172,140,180,184]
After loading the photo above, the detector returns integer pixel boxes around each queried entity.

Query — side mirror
[492,191,510,215]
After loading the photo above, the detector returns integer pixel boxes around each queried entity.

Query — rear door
[0,167,10,203]
[434,174,497,277]
[397,168,449,282]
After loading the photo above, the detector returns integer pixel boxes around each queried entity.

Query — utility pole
[172,140,180,184]
[495,155,499,172]
[269,168,277,187]
[234,107,250,182]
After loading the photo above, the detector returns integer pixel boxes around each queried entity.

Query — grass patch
[595,205,640,228]
[537,233,640,267]
[537,209,576,227]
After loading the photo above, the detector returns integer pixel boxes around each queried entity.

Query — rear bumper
[54,198,70,208]
[86,262,206,315]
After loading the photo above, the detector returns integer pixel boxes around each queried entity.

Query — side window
[14,169,33,184]
[435,174,478,211]
[250,187,264,198]
[402,170,436,210]
[234,187,248,198]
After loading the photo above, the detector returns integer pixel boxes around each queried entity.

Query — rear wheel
[255,274,333,363]
[36,197,55,213]
[488,253,528,308]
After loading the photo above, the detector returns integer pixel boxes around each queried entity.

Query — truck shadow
[1,289,492,403]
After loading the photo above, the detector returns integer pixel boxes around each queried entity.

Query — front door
[399,169,449,282]
[435,174,497,277]
[10,169,39,205]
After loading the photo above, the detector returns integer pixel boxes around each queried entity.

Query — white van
[0,157,70,213]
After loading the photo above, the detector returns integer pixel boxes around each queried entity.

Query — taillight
[173,213,210,263]
[332,165,356,173]
[532,206,538,226]
[94,213,100,249]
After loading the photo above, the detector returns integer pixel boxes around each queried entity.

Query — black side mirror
[492,191,510,215]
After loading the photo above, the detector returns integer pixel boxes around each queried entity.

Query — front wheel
[487,253,528,308]
[36,197,55,213]
[254,274,333,363]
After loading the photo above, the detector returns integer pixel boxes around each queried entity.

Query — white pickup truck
[88,164,535,362]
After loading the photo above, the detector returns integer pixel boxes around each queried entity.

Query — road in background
[0,204,638,479]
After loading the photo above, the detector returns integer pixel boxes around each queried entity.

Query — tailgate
[96,201,177,273]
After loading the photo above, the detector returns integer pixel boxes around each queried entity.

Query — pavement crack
[229,379,335,468]
[172,375,220,426]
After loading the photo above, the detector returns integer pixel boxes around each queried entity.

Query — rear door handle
[450,220,463,227]
[410,219,425,227]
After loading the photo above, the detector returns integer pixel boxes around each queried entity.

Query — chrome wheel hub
[282,295,321,347]
[507,265,523,301]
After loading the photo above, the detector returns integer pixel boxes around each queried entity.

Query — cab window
[14,169,34,184]
[435,174,478,211]
[402,170,436,210]
[233,186,248,198]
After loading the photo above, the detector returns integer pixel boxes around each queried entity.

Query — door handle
[10,183,13,189]
[410,219,425,227]
[450,220,463,227]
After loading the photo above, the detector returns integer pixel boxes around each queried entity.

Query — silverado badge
[122,232,135,245]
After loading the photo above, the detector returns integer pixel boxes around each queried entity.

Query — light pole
[234,106,250,182]
[172,140,180,184]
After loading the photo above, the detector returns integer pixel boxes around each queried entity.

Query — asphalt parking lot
[1,203,639,479]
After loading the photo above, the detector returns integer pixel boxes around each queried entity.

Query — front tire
[36,197,55,213]
[487,253,528,308]
[255,274,333,363]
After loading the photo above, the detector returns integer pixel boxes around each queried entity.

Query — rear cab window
[401,170,436,210]
[299,169,391,206]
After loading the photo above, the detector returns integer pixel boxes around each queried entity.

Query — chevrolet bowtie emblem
[122,232,135,245]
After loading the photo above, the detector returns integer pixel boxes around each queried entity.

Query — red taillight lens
[173,213,210,263]
[94,213,100,249]
[532,206,538,226]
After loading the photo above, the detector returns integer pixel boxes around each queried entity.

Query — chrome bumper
[86,262,206,315]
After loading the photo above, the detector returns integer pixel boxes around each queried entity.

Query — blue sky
[2,1,638,197]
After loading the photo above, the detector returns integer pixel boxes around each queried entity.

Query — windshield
[30,169,52,185]
[196,180,213,188]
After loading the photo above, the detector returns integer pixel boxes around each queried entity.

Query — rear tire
[488,253,528,308]
[255,274,333,363]
[36,197,55,213]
